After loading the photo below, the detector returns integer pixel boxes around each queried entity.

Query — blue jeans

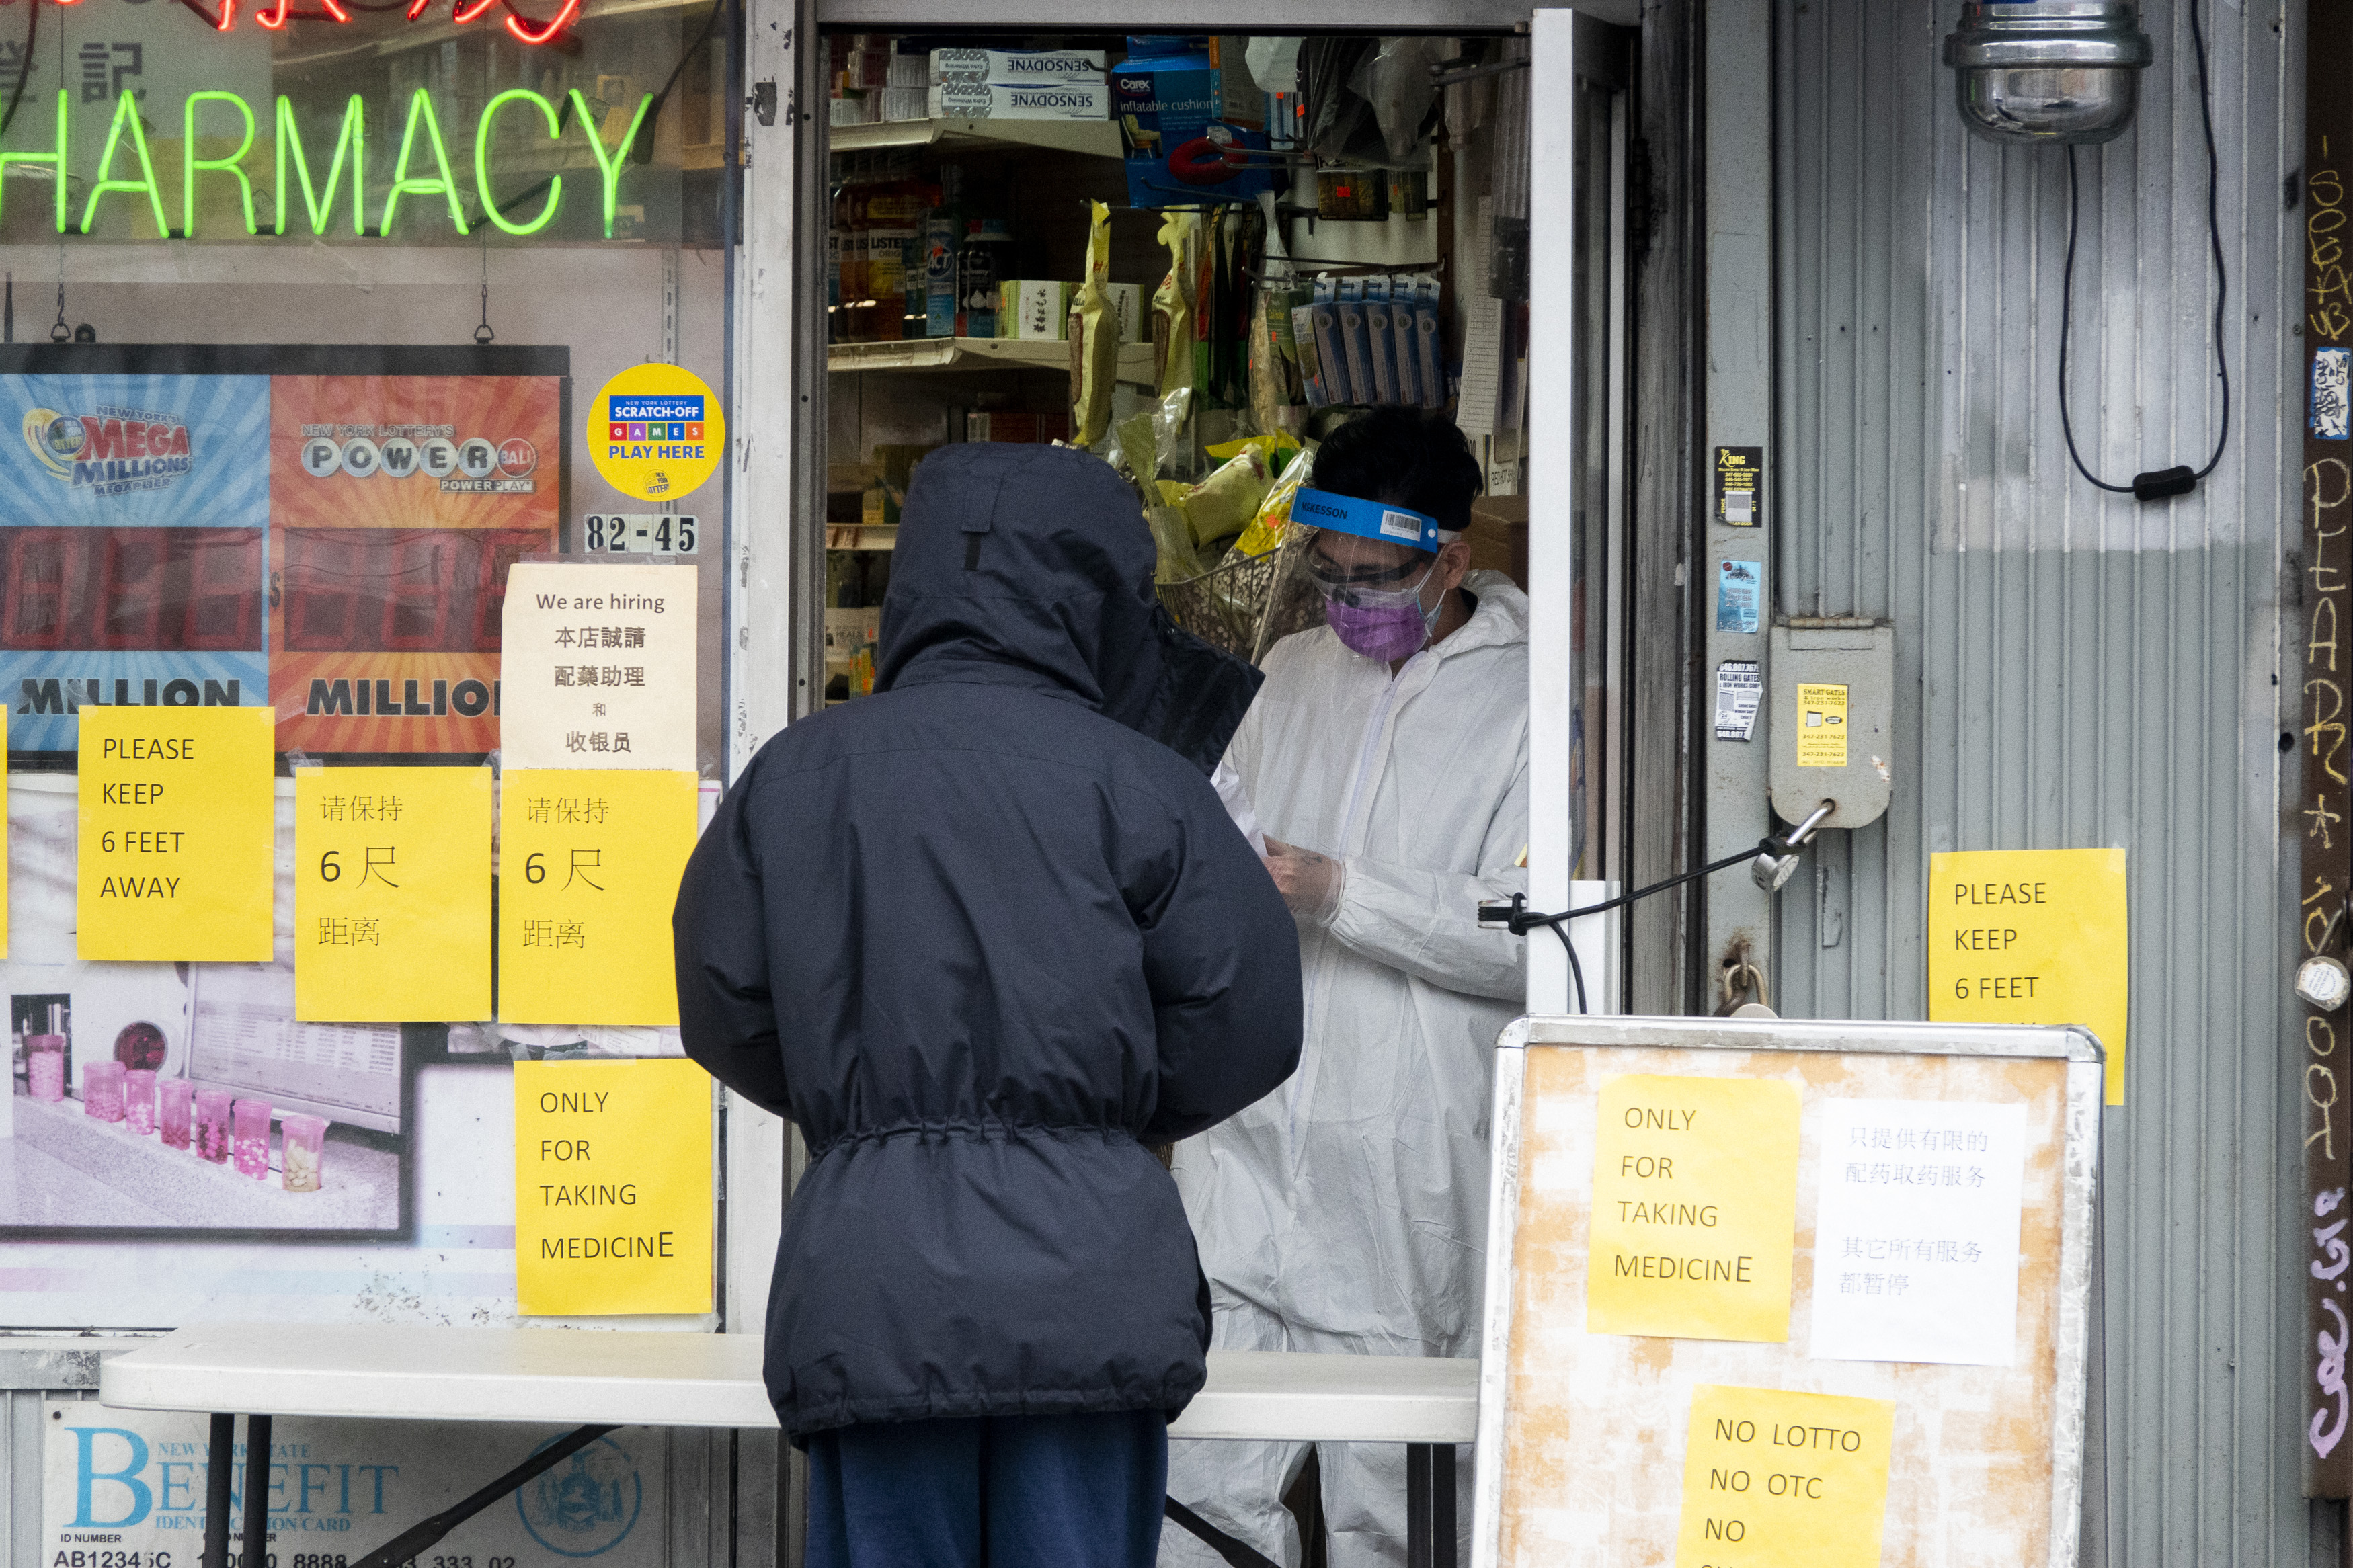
[805,1410,1169,1568]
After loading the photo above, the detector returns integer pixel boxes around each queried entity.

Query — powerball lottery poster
[269,373,561,755]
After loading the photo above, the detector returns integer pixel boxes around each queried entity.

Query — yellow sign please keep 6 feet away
[1927,848,2128,1104]
[79,706,274,962]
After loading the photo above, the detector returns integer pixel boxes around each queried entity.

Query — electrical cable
[2057,0,2229,501]
[1482,839,1788,1015]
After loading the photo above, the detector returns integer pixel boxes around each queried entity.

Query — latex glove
[1263,838,1345,926]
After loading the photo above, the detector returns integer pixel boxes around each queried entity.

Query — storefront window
[0,0,733,1313]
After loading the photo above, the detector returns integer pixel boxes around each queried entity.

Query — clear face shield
[1289,489,1455,661]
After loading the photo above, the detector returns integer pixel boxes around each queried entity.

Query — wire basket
[1159,529,1327,665]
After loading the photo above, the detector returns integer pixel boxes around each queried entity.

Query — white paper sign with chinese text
[500,562,696,770]
[1808,1097,2029,1367]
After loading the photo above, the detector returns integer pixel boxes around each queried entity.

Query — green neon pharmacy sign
[0,87,656,239]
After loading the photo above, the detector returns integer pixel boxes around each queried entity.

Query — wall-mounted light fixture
[1944,1,2153,145]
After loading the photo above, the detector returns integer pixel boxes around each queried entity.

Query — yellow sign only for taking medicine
[1928,846,2130,1105]
[1675,1385,1897,1568]
[1794,682,1849,768]
[294,768,492,1022]
[514,1058,713,1315]
[1587,1074,1803,1343]
[78,706,274,962]
[588,362,725,503]
[499,768,697,1026]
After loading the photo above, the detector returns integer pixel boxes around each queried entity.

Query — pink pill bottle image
[231,1098,272,1178]
[122,1069,157,1136]
[194,1089,233,1164]
[82,1061,125,1123]
[159,1078,194,1151]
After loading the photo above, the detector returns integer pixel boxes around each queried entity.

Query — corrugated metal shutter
[1773,1,2301,1561]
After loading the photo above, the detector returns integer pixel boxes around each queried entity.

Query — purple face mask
[1325,596,1438,662]
[1320,554,1443,662]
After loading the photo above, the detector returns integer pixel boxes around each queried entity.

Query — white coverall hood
[1175,568,1529,1348]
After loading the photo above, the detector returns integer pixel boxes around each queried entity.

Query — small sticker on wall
[1717,559,1761,634]
[2315,347,2350,440]
[1797,682,1851,768]
[1714,660,1761,741]
[1714,445,1765,525]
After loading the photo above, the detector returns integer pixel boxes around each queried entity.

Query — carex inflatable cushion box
[1114,36,1272,209]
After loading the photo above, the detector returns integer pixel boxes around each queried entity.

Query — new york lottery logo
[606,393,705,446]
[299,433,537,481]
[23,405,194,497]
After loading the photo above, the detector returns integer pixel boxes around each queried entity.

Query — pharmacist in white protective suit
[1163,407,1528,1568]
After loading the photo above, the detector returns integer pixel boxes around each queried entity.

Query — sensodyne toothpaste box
[928,48,1107,86]
[926,81,1111,120]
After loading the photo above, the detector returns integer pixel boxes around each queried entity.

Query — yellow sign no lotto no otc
[589,363,725,503]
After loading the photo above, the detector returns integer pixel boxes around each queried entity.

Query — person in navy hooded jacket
[674,442,1302,1568]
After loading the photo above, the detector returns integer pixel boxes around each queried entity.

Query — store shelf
[828,335,1155,382]
[826,524,899,551]
[830,117,1123,161]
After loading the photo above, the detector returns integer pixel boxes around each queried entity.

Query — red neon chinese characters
[502,0,577,44]
[171,0,569,37]
[255,0,349,29]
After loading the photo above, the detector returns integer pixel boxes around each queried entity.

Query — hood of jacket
[875,442,1261,772]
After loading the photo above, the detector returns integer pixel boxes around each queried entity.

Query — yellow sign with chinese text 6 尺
[1587,1074,1802,1343]
[295,768,492,1022]
[78,706,273,961]
[514,1058,713,1315]
[1928,847,2128,1104]
[1675,1385,1896,1568]
[499,768,696,1025]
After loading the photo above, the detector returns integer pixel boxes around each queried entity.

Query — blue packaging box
[1113,43,1271,209]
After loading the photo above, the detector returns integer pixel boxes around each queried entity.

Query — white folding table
[100,1325,1478,1568]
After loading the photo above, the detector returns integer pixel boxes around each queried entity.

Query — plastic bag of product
[1152,211,1203,399]
[1349,36,1447,166]
[1150,481,1214,580]
[1176,445,1275,549]
[1068,200,1122,448]
[1234,440,1316,556]
[1117,402,1206,584]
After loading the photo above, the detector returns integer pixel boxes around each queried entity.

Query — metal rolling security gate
[1765,0,2305,1562]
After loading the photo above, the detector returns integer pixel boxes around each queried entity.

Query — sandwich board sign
[1472,1015,2100,1567]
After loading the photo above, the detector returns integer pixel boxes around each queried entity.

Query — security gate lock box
[1768,618,1895,829]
